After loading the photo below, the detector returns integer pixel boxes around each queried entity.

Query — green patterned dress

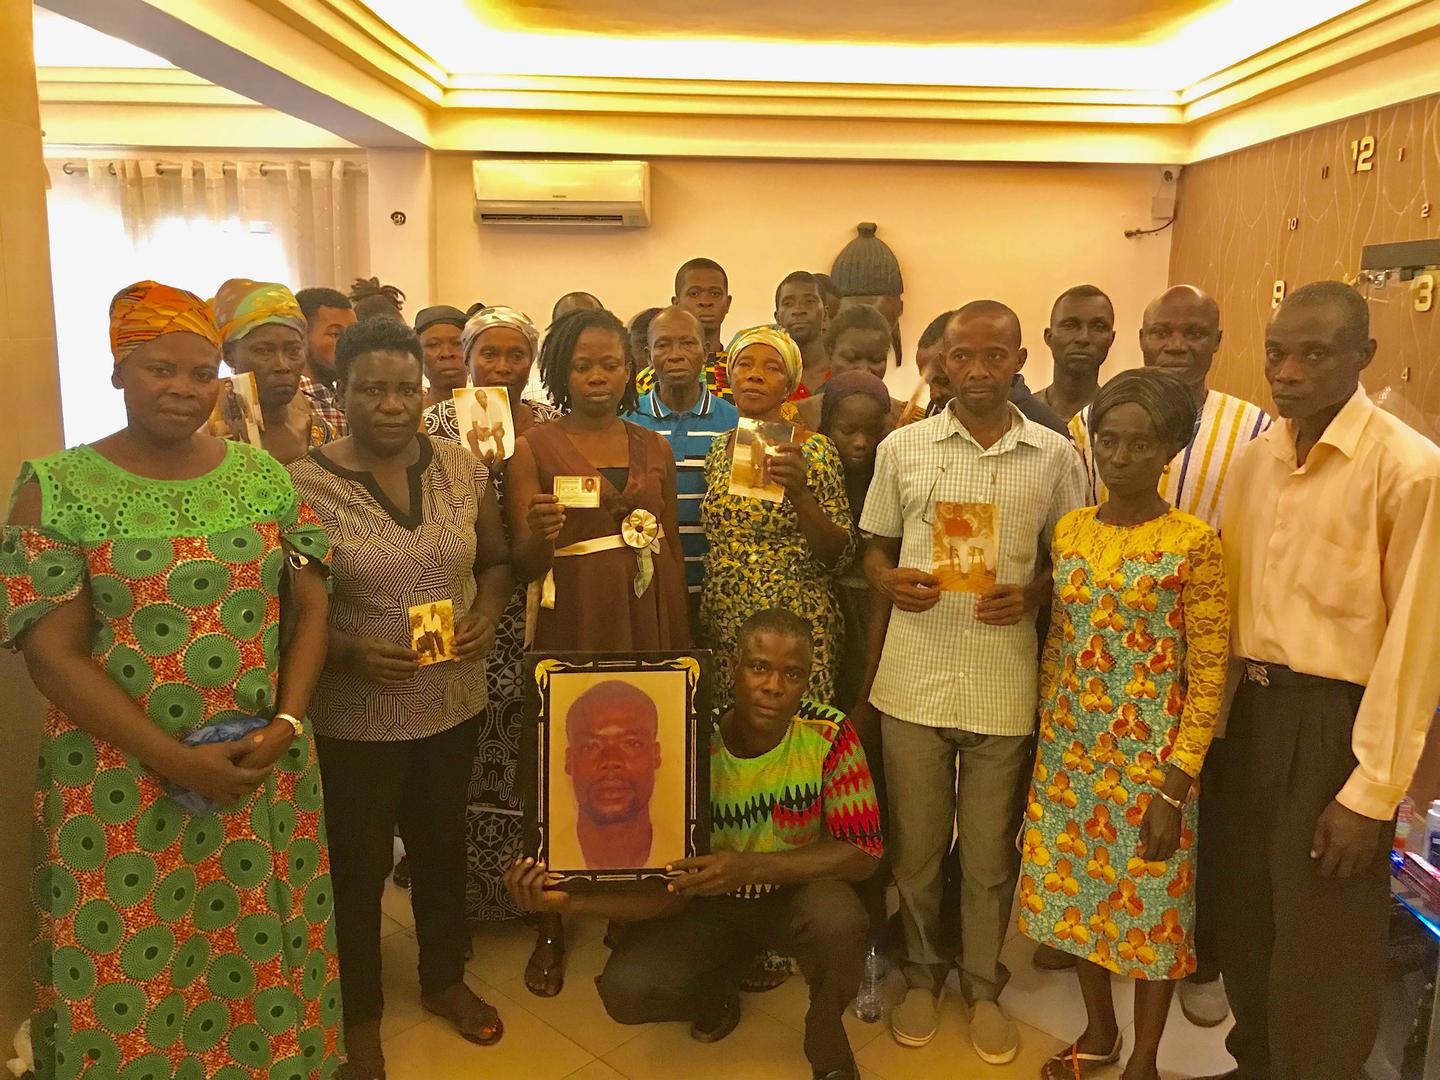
[0,441,342,1080]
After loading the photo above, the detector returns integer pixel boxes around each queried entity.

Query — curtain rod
[56,160,367,177]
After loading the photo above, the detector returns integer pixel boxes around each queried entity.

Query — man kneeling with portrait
[506,608,883,1080]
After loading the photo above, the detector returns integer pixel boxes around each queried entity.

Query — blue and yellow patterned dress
[1019,507,1227,980]
[698,431,853,709]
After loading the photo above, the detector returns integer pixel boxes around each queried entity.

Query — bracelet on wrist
[1157,791,1185,812]
[273,712,303,737]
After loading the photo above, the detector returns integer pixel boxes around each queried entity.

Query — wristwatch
[274,712,304,737]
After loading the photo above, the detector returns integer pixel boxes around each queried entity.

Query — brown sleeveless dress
[523,419,691,651]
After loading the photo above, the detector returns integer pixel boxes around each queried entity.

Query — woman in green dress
[1,281,340,1080]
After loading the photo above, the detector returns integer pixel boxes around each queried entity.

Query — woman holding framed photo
[507,307,691,997]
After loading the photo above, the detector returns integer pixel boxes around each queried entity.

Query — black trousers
[315,715,480,1025]
[597,880,868,1073]
[1215,665,1392,1080]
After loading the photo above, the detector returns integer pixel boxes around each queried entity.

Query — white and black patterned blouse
[288,435,494,741]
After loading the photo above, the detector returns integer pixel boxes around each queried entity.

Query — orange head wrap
[108,280,221,366]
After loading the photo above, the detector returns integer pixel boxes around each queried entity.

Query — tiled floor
[376,879,1235,1079]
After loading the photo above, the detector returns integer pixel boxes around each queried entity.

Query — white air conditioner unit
[472,159,650,227]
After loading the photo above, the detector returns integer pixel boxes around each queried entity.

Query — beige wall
[433,155,1175,397]
[0,0,63,1042]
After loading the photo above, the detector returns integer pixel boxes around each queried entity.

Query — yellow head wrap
[108,280,221,366]
[211,278,306,345]
[725,325,803,394]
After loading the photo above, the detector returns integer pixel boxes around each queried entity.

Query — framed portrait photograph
[524,651,711,890]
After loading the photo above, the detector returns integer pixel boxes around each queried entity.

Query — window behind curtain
[43,156,367,447]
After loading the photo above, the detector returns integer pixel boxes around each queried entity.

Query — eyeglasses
[919,465,948,525]
[918,461,999,523]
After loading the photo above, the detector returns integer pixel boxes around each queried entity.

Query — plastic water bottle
[1426,800,1440,864]
[853,941,885,1023]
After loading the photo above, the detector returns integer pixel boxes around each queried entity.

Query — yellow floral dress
[698,431,853,709]
[1019,507,1227,980]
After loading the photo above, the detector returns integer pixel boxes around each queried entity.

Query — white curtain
[44,155,369,446]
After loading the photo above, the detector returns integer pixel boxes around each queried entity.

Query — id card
[554,475,601,508]
[932,502,998,594]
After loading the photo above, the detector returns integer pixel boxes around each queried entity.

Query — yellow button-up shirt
[1221,386,1440,819]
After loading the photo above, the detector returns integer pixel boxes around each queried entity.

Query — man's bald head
[647,305,703,346]
[1142,285,1220,329]
[949,300,1022,350]
[1139,284,1222,399]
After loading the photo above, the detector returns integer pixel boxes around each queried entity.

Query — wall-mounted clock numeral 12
[1350,135,1376,172]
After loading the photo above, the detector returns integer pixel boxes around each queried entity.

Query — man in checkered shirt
[859,300,1086,1066]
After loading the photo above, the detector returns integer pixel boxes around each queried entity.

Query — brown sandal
[422,982,503,1046]
[524,925,565,998]
[1040,1034,1122,1079]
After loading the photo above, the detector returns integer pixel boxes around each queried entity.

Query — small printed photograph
[408,598,456,666]
[932,501,999,593]
[206,372,263,445]
[454,385,515,461]
[728,418,795,503]
[554,475,602,508]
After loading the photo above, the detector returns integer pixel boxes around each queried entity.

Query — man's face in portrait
[565,682,661,836]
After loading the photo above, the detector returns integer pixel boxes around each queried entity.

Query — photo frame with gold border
[524,650,711,891]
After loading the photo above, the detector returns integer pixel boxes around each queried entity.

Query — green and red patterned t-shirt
[710,699,883,897]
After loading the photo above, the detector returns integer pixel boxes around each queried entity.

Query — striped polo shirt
[629,386,739,593]
[1069,388,1271,530]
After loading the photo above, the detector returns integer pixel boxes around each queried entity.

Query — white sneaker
[890,985,942,1047]
[969,1000,1019,1065]
[1179,977,1231,1027]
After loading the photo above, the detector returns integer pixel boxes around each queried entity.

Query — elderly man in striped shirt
[629,305,739,631]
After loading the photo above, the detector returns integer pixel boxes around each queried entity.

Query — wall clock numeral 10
[1350,135,1376,172]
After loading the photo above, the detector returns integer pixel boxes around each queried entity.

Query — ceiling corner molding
[247,0,446,104]
[1180,0,1440,121]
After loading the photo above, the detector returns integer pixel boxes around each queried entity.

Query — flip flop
[422,985,504,1046]
[1040,1033,1123,1079]
[690,991,741,1043]
[524,929,565,998]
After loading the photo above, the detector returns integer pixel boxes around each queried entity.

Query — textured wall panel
[1171,92,1440,434]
